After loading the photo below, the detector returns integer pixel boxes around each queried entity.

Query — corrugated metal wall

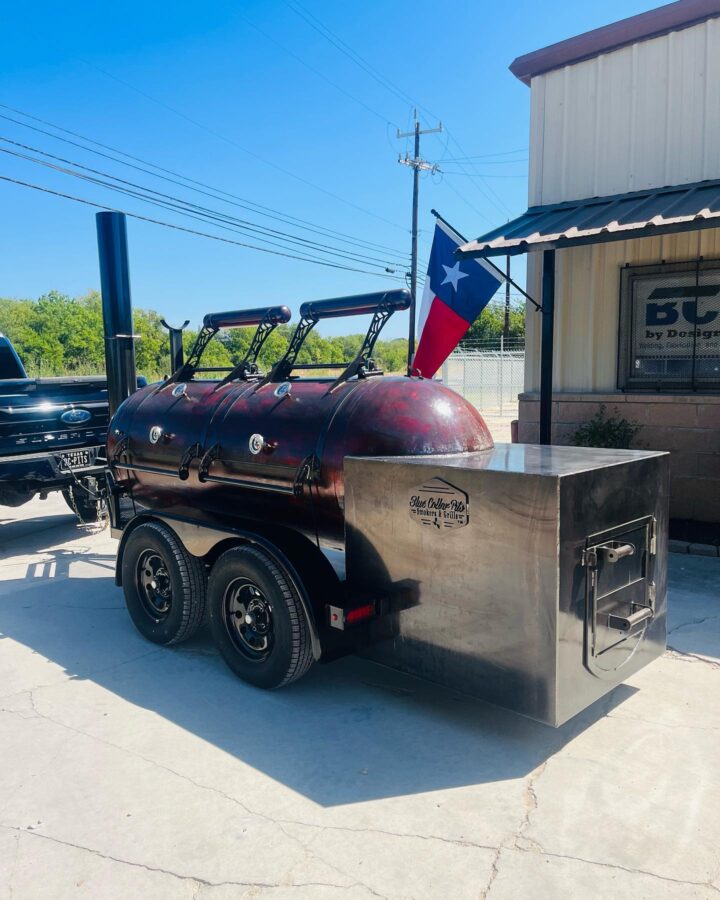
[524,18,720,392]
[528,18,720,205]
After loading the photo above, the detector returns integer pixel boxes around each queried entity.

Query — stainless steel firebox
[345,445,669,726]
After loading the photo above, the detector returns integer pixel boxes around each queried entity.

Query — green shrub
[572,405,640,450]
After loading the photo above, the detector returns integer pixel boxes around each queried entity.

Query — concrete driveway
[1,495,718,899]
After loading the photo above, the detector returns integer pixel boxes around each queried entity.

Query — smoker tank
[345,445,668,726]
[109,376,493,547]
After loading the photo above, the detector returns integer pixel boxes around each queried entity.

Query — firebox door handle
[603,543,635,563]
[606,606,653,632]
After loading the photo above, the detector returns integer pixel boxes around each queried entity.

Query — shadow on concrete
[0,518,646,808]
[0,508,85,557]
[666,553,720,660]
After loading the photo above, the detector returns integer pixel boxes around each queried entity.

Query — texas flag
[413,219,504,378]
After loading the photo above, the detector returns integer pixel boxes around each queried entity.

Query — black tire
[121,521,206,645]
[208,545,314,689]
[62,484,106,524]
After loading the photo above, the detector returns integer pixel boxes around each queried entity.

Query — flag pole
[430,209,542,312]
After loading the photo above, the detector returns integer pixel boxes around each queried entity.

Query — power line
[440,170,527,179]
[438,158,528,166]
[284,0,417,110]
[0,104,407,257]
[440,176,494,225]
[427,129,492,219]
[78,60,408,232]
[282,2,514,221]
[284,1,519,223]
[440,149,528,162]
[236,11,398,128]
[404,112,515,220]
[439,127,514,219]
[414,112,511,219]
[0,174,407,279]
[0,136,409,266]
[0,143,406,271]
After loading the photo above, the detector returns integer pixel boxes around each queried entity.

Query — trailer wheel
[208,545,314,689]
[121,521,206,645]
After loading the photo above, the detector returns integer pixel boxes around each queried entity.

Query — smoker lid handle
[299,290,411,320]
[203,306,291,329]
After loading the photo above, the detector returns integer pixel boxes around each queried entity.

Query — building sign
[620,261,720,389]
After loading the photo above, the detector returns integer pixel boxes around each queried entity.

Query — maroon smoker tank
[107,292,493,547]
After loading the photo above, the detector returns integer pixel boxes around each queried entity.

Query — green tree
[459,304,525,346]
[0,292,411,379]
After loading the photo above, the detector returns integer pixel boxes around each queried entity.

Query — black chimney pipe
[96,212,137,416]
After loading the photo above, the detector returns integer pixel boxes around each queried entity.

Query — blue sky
[1,0,658,338]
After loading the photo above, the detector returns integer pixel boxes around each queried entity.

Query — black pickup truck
[0,333,111,522]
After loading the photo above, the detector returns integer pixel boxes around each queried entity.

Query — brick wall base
[518,392,720,523]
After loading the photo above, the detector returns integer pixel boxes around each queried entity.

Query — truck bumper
[0,445,106,497]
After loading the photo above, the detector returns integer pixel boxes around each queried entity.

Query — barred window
[618,259,720,391]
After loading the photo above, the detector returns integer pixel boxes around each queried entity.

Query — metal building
[459,0,720,525]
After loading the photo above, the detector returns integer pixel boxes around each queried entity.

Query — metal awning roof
[457,178,720,258]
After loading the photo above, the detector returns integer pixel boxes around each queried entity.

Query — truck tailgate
[0,376,109,457]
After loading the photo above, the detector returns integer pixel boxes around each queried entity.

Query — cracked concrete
[1,496,719,899]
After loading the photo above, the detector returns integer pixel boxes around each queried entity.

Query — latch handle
[607,606,653,632]
[178,442,202,481]
[603,543,635,563]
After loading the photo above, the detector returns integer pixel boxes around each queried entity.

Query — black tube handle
[203,306,291,330]
[299,290,411,321]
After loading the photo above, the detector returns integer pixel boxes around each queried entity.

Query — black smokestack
[96,211,137,416]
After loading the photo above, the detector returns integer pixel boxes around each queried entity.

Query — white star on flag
[440,261,469,291]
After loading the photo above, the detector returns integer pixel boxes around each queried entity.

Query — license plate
[60,449,93,470]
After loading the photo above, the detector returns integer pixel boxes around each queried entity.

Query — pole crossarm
[396,124,443,139]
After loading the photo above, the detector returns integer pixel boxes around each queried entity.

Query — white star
[440,262,469,291]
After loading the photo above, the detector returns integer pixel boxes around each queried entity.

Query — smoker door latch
[178,442,202,481]
[110,434,131,465]
[606,606,653,632]
[602,542,635,563]
[584,541,636,565]
[198,444,221,482]
[293,453,320,497]
[582,547,598,568]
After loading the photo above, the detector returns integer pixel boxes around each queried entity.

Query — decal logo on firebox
[408,478,469,530]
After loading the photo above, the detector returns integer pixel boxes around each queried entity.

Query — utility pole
[398,111,442,373]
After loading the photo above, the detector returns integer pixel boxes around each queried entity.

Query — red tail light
[345,603,375,625]
[327,602,377,630]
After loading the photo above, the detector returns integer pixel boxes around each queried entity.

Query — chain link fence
[441,341,525,417]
